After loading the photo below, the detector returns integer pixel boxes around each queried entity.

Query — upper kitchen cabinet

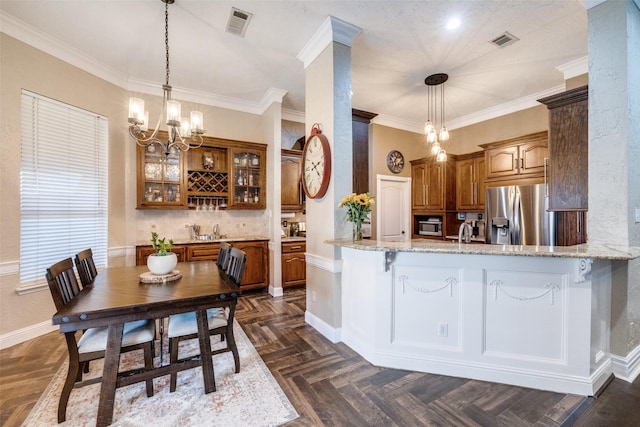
[456,151,485,212]
[538,86,588,211]
[137,142,187,209]
[186,146,228,209]
[281,149,304,212]
[481,131,549,184]
[136,133,267,210]
[410,156,456,212]
[229,147,266,209]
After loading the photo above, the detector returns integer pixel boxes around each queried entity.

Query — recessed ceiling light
[446,18,461,30]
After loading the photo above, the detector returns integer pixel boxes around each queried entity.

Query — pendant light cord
[165,0,170,87]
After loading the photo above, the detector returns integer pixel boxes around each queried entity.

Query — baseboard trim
[305,310,341,344]
[611,344,640,383]
[0,320,56,350]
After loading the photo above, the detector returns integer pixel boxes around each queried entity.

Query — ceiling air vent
[226,7,253,37]
[490,31,519,48]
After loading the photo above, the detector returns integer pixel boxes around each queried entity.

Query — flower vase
[352,220,363,241]
[147,252,177,275]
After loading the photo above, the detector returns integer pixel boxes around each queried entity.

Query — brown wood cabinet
[538,86,588,211]
[281,149,304,212]
[135,245,187,266]
[410,156,456,212]
[282,241,306,287]
[481,132,549,184]
[135,239,269,291]
[137,132,267,210]
[228,240,269,291]
[456,152,485,211]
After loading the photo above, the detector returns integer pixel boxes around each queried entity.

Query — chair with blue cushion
[167,248,246,392]
[46,258,156,423]
[74,248,98,287]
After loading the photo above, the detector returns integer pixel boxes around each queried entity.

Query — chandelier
[423,73,449,162]
[127,0,204,156]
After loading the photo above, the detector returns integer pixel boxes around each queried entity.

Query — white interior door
[376,174,411,241]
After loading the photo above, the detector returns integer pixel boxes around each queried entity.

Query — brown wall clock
[301,123,331,199]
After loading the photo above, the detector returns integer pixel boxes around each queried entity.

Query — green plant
[150,231,174,256]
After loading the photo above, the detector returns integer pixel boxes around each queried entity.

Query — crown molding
[297,16,362,69]
[372,83,567,134]
[282,109,306,123]
[556,56,588,80]
[584,0,607,9]
[3,11,289,117]
[1,11,129,89]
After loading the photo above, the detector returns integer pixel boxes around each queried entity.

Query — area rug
[23,321,298,426]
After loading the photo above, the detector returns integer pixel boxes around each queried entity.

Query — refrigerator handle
[513,187,521,244]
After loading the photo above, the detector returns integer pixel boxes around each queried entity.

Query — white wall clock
[301,124,331,199]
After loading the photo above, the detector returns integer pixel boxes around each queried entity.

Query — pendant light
[424,73,449,162]
[127,0,204,157]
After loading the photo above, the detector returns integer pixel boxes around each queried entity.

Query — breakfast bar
[326,239,640,396]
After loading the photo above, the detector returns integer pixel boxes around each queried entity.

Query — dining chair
[46,258,156,423]
[216,241,232,271]
[167,248,246,392]
[74,248,98,287]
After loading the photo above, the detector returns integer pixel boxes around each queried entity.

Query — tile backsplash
[136,209,269,243]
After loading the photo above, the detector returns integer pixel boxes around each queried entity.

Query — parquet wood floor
[2,287,639,426]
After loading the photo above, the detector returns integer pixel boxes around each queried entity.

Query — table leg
[196,309,216,393]
[96,323,124,427]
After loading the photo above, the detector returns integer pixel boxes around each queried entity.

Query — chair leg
[169,337,179,392]
[59,360,81,423]
[83,360,90,373]
[143,343,154,397]
[225,325,240,374]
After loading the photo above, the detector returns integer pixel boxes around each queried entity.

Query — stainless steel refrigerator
[485,184,555,246]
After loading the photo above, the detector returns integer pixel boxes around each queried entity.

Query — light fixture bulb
[436,149,447,162]
[128,98,145,124]
[140,111,149,132]
[431,141,441,155]
[166,100,181,127]
[180,117,192,138]
[439,127,449,141]
[424,120,434,134]
[190,111,204,134]
[427,129,437,144]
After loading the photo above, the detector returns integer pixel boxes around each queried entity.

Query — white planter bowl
[147,253,177,275]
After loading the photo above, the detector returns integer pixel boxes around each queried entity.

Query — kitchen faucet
[458,222,471,243]
[213,224,220,240]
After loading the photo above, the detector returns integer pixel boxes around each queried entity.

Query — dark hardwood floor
[2,287,639,426]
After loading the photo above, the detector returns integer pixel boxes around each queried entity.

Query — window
[20,90,108,286]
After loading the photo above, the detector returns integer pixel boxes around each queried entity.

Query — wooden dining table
[51,261,241,427]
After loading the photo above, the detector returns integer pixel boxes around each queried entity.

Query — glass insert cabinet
[136,132,266,210]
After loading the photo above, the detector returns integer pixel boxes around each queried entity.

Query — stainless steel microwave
[418,218,443,236]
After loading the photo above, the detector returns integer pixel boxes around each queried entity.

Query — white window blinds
[20,90,108,285]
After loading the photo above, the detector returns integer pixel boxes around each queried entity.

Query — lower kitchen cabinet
[135,245,187,266]
[230,240,269,291]
[135,239,269,292]
[282,241,306,287]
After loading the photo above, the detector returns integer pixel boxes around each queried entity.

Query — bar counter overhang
[325,239,640,396]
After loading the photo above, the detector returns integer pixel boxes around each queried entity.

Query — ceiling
[0,0,589,132]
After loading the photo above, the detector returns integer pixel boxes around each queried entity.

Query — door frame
[375,174,411,241]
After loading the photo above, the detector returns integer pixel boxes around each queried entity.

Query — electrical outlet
[185,223,191,228]
[150,224,156,229]
[311,290,317,302]
[438,322,448,337]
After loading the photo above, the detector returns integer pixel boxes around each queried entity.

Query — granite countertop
[444,235,487,243]
[325,238,640,261]
[137,235,270,246]
[281,236,306,242]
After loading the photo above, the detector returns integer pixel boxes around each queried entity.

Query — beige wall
[368,106,549,238]
[0,33,278,338]
[0,34,130,334]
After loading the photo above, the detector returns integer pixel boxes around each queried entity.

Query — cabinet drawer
[282,242,306,253]
[186,243,221,261]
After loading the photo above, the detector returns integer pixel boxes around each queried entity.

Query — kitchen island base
[339,247,613,396]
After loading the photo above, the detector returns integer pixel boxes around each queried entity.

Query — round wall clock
[302,124,331,199]
[386,150,405,174]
